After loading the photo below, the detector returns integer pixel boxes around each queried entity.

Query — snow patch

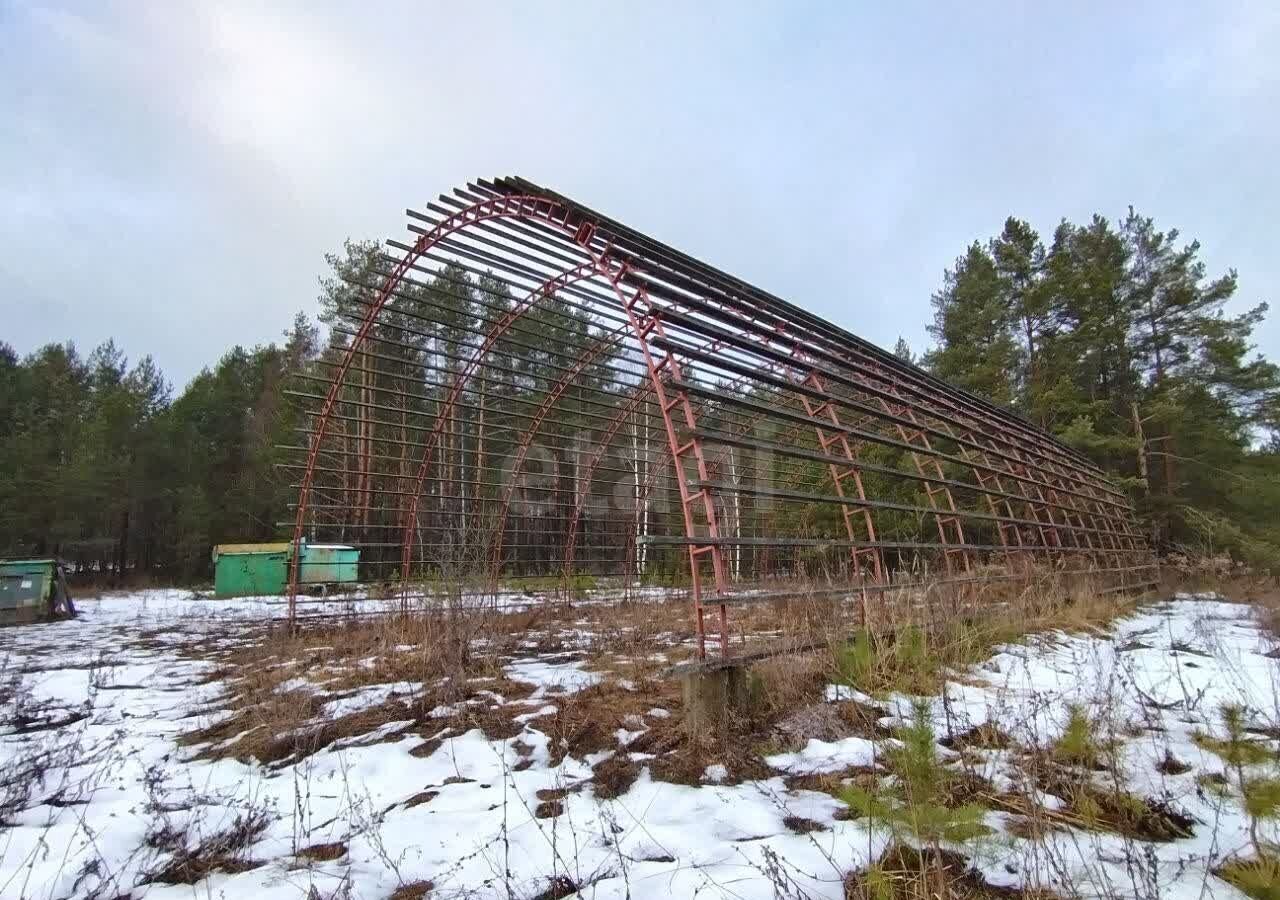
[505,658,602,697]
[766,736,883,774]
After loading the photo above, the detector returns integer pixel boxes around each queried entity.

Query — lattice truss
[286,177,1155,654]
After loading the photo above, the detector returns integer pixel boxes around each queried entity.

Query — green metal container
[212,543,290,598]
[0,559,75,625]
[211,542,360,597]
[298,544,359,586]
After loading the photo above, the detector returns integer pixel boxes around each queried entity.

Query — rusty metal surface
[285,177,1155,656]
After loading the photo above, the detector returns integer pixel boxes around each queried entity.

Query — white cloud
[1,1,1277,384]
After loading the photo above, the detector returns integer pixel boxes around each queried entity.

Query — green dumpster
[0,559,75,625]
[298,544,359,586]
[212,543,290,598]
[211,542,361,598]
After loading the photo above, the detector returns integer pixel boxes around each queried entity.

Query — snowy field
[2,589,1279,899]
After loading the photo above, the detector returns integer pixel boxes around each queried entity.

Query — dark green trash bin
[0,559,76,625]
[211,543,291,598]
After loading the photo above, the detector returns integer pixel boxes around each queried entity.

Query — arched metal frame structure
[287,177,1156,658]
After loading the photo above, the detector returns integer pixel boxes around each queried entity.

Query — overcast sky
[3,1,1277,390]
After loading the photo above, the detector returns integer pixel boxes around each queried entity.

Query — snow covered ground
[2,589,1278,899]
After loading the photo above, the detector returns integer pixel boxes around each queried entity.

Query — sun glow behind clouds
[197,6,392,183]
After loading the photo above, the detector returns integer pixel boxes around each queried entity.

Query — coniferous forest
[923,211,1279,567]
[3,210,1278,581]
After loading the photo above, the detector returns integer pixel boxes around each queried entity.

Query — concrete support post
[681,665,750,739]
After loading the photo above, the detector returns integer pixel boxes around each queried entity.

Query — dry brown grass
[845,844,1055,900]
[812,564,1158,701]
[181,610,541,763]
[388,879,434,900]
[295,840,347,862]
[144,809,269,885]
[178,563,1165,776]
[178,595,701,772]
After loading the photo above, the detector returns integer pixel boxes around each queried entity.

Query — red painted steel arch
[398,261,600,586]
[289,195,734,654]
[289,195,577,615]
[289,177,1157,656]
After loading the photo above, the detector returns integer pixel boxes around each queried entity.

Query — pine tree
[923,243,1020,405]
[892,337,915,365]
[925,209,1280,565]
[990,217,1049,406]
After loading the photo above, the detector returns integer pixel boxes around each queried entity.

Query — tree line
[2,206,1277,582]
[923,209,1280,565]
[0,316,319,579]
[0,240,637,583]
